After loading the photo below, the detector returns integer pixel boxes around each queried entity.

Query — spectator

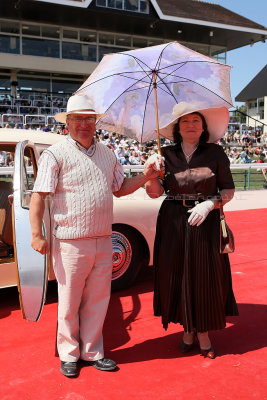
[240,151,253,163]
[254,145,263,156]
[42,125,50,132]
[0,151,7,166]
[56,126,63,135]
[105,133,115,146]
[129,151,140,165]
[256,154,265,163]
[62,125,69,135]
[140,153,148,164]
[121,154,130,165]
[114,145,125,162]
[50,124,57,133]
[247,143,254,158]
[120,136,128,146]
[6,152,14,166]
[233,129,241,144]
[124,145,131,157]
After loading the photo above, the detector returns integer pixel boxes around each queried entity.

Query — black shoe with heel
[200,346,216,359]
[180,340,195,353]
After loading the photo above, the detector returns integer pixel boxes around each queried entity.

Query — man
[29,94,163,378]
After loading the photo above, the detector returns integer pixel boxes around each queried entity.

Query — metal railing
[1,114,58,127]
[123,164,267,190]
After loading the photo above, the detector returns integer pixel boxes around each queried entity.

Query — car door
[12,140,51,321]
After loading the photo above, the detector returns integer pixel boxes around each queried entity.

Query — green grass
[2,170,266,191]
[232,169,266,190]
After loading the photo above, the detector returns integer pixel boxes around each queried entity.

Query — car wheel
[111,224,149,292]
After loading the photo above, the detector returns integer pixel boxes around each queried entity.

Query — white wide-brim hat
[159,102,230,143]
[55,94,105,123]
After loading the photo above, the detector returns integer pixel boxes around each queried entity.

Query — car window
[21,146,37,209]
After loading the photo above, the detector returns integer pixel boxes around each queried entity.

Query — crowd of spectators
[0,93,67,129]
[221,128,267,164]
[1,92,267,167]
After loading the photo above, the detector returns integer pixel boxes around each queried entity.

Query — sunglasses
[68,117,96,123]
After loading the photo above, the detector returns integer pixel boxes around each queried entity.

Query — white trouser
[53,237,113,362]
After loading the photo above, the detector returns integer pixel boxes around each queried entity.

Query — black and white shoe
[60,361,78,377]
[79,358,117,371]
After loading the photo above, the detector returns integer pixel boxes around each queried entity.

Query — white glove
[187,200,215,226]
[145,153,165,171]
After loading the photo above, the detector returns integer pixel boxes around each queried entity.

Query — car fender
[113,187,164,265]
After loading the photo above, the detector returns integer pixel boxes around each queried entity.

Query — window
[147,39,162,47]
[98,46,126,61]
[133,37,147,48]
[0,35,19,54]
[125,0,138,11]
[99,33,115,45]
[22,38,60,58]
[0,20,19,34]
[115,34,131,47]
[22,24,41,36]
[63,29,78,40]
[80,30,97,43]
[96,0,149,13]
[62,42,96,61]
[41,26,60,39]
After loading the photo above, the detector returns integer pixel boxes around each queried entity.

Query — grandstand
[0,0,266,128]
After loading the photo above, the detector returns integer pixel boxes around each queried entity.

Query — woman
[145,108,238,359]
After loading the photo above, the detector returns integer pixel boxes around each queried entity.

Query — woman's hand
[187,200,215,226]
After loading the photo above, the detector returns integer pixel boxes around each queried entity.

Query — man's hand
[31,235,49,255]
[143,153,165,180]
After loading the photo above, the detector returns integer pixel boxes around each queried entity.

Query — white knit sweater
[33,139,122,239]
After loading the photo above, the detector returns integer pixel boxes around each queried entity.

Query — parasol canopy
[75,41,233,143]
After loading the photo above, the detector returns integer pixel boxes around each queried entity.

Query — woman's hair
[172,112,209,144]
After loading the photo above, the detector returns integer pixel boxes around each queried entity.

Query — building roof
[1,0,267,52]
[235,65,267,101]
[156,0,266,31]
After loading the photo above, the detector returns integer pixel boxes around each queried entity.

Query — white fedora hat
[160,102,230,143]
[55,94,105,123]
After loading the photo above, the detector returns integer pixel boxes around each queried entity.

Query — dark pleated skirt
[153,198,239,331]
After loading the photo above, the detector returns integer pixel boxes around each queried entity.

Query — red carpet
[0,208,267,400]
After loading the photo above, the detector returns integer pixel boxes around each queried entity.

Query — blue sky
[215,0,267,107]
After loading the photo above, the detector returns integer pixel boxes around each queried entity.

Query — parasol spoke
[140,74,155,143]
[155,72,179,104]
[117,52,153,73]
[160,73,232,105]
[154,42,173,71]
[96,71,155,122]
[157,62,188,81]
[75,70,151,94]
[157,59,228,73]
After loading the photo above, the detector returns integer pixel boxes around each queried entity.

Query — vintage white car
[0,128,163,321]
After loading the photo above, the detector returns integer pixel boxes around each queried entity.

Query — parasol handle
[152,71,164,178]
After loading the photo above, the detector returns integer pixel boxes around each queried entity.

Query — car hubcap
[111,231,132,280]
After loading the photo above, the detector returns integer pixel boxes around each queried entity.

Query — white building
[236,65,267,133]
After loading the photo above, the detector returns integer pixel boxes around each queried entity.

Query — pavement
[224,189,267,211]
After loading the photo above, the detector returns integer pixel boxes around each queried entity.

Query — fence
[1,114,58,127]
[123,164,267,191]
